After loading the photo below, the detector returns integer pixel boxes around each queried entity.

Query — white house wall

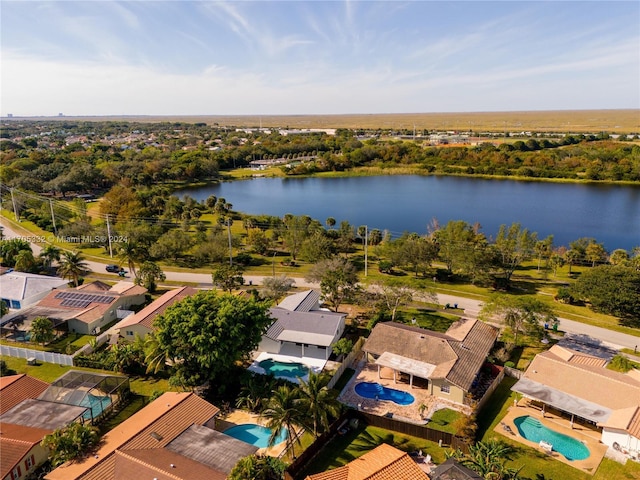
[602,428,640,451]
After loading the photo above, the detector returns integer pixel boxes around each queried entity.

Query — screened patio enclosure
[38,370,129,423]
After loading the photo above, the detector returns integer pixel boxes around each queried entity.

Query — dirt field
[8,109,639,133]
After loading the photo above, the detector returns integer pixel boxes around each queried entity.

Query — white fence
[0,345,74,366]
[326,336,365,390]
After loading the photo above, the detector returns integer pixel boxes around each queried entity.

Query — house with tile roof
[0,423,53,480]
[512,344,640,453]
[258,290,346,361]
[363,318,498,406]
[304,442,430,480]
[1,281,147,335]
[0,375,53,480]
[0,374,49,415]
[113,286,198,342]
[45,392,256,480]
[0,272,69,310]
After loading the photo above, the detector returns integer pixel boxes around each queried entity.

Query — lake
[175,176,640,251]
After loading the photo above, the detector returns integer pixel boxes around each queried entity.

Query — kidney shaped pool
[355,382,415,405]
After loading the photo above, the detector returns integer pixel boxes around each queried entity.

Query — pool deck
[248,352,328,384]
[498,401,607,474]
[338,361,469,423]
[215,409,293,458]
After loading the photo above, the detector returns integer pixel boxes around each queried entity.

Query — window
[126,331,134,336]
[440,384,450,394]
[25,455,35,469]
[12,465,21,479]
[10,300,21,309]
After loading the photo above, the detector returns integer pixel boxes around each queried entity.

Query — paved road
[3,218,639,350]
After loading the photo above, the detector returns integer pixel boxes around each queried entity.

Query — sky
[1,1,639,116]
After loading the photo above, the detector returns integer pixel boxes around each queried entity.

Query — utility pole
[364,225,368,277]
[49,198,57,234]
[227,218,233,266]
[106,215,113,258]
[10,188,19,222]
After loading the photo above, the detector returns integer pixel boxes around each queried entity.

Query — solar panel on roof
[60,298,91,308]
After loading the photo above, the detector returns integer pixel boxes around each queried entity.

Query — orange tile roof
[305,443,430,480]
[116,287,198,329]
[35,281,147,325]
[112,448,226,480]
[45,392,220,480]
[0,374,49,415]
[0,423,52,478]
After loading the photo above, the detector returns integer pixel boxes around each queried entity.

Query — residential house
[113,286,198,341]
[0,374,49,415]
[0,272,68,310]
[46,392,257,480]
[304,443,430,480]
[258,290,346,361]
[2,281,147,335]
[512,344,640,453]
[362,319,498,405]
[1,423,53,480]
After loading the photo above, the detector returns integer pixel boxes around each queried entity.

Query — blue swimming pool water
[259,358,309,378]
[223,423,288,448]
[514,416,590,461]
[354,382,415,405]
[80,394,111,421]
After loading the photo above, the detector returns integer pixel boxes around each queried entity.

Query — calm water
[175,176,640,251]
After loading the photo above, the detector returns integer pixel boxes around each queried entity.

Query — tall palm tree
[14,250,37,272]
[57,251,89,287]
[261,385,309,455]
[40,244,61,271]
[297,372,341,438]
[144,333,169,374]
[118,241,142,279]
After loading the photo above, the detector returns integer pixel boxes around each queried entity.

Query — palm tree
[297,372,341,438]
[446,440,522,479]
[40,244,61,271]
[14,250,37,272]
[261,385,309,455]
[144,333,169,374]
[118,241,142,279]
[57,251,89,287]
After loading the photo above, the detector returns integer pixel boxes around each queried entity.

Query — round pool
[223,423,288,448]
[514,416,590,461]
[355,382,415,405]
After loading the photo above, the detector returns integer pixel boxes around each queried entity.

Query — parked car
[105,264,121,273]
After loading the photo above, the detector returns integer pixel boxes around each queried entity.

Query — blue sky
[1,1,638,116]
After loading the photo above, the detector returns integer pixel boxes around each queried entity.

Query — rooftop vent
[149,431,163,441]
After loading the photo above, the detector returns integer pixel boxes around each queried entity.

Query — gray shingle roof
[276,289,320,312]
[266,307,345,347]
[166,424,257,473]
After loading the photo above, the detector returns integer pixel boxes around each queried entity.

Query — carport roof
[512,377,612,424]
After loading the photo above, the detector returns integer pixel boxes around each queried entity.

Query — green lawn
[297,424,447,479]
[428,408,462,434]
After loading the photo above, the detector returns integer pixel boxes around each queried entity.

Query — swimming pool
[355,382,415,405]
[514,416,590,461]
[259,358,309,379]
[223,423,288,448]
[80,394,112,421]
